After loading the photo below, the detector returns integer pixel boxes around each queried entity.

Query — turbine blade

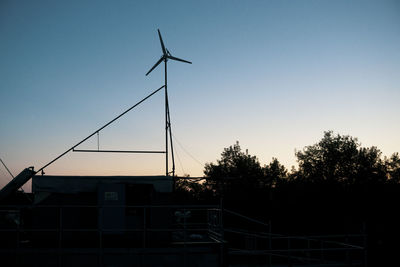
[167,55,192,64]
[146,57,164,76]
[158,29,167,56]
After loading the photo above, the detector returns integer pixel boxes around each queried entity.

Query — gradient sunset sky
[1,0,400,190]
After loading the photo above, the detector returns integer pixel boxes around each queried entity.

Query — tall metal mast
[146,29,192,177]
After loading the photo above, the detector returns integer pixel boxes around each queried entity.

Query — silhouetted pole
[165,59,168,177]
[163,57,176,178]
[167,80,176,177]
[145,29,191,178]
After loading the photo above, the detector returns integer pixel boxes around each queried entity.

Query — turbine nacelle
[146,29,191,76]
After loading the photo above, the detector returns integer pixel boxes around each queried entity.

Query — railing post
[143,207,146,248]
[58,207,62,267]
[345,235,350,264]
[363,221,368,267]
[183,207,187,267]
[320,239,325,263]
[288,237,291,266]
[220,197,225,267]
[16,207,20,266]
[98,206,103,266]
[268,219,272,267]
[207,208,210,231]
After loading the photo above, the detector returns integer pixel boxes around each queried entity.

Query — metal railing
[0,204,223,266]
[224,208,367,267]
[1,204,367,266]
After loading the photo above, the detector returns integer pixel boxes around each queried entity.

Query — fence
[0,204,368,266]
[224,208,367,267]
[0,204,223,266]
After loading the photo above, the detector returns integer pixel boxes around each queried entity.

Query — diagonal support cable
[36,85,165,174]
[0,158,15,178]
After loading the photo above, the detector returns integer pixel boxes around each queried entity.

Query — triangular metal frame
[34,30,191,178]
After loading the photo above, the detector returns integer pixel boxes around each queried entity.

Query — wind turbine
[146,29,191,177]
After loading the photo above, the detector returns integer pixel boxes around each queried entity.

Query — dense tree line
[177,131,400,197]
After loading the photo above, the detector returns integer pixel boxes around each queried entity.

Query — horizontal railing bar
[0,205,219,208]
[0,247,217,254]
[229,249,360,265]
[322,240,364,249]
[224,209,269,227]
[267,234,366,240]
[224,228,282,238]
[171,241,218,245]
[229,247,364,253]
[174,222,208,225]
[224,228,365,240]
[224,228,365,249]
[208,230,222,236]
[0,228,212,232]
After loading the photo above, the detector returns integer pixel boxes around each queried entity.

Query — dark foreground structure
[0,174,367,267]
[0,175,224,267]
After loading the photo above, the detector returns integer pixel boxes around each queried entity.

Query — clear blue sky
[1,0,399,190]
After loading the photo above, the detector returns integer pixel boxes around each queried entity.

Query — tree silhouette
[262,157,288,187]
[295,131,387,184]
[174,175,212,202]
[204,141,263,195]
[385,152,400,183]
[201,131,398,199]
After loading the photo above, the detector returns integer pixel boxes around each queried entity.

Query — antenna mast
[146,29,192,177]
